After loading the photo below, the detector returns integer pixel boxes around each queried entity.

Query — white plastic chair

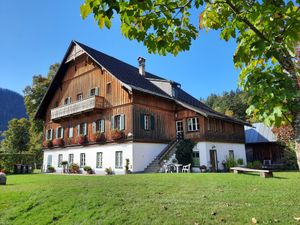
[182,163,191,173]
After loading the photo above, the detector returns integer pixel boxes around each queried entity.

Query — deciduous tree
[80,0,300,169]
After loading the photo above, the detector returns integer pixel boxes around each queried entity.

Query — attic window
[77,93,83,101]
[106,83,112,95]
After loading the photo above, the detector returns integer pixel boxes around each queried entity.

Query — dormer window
[77,93,83,101]
[64,97,71,105]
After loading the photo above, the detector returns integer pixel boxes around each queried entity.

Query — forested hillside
[0,88,27,137]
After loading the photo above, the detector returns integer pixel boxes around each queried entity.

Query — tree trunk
[294,110,300,170]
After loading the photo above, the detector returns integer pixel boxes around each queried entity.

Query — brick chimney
[137,57,146,76]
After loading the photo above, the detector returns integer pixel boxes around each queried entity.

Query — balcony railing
[51,96,104,120]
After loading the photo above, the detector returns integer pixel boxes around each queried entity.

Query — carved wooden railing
[51,96,104,120]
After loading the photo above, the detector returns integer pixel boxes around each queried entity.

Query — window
[106,83,112,95]
[229,150,234,159]
[68,154,74,164]
[90,87,99,96]
[77,123,87,136]
[115,151,123,169]
[187,117,199,131]
[58,154,63,167]
[55,127,64,139]
[93,119,105,133]
[111,114,125,130]
[46,129,53,140]
[47,155,52,167]
[64,97,71,105]
[140,114,155,130]
[68,126,73,138]
[192,151,200,166]
[96,152,103,168]
[80,153,86,167]
[77,93,83,101]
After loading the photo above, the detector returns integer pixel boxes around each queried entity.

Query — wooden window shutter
[95,87,99,96]
[45,130,48,140]
[50,129,53,140]
[120,114,125,131]
[151,115,155,130]
[111,116,115,130]
[77,124,80,135]
[100,119,105,133]
[61,127,64,138]
[92,122,96,133]
[84,123,87,135]
[55,128,58,139]
[140,113,145,129]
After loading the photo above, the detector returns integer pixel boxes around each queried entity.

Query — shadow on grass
[237,173,288,179]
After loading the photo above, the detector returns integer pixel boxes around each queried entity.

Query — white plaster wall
[43,142,133,175]
[132,143,167,172]
[192,142,246,171]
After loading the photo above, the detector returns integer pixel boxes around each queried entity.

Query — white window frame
[77,93,83,101]
[187,117,199,132]
[46,129,53,141]
[96,152,103,168]
[115,151,123,169]
[64,97,71,105]
[144,114,151,130]
[80,153,86,167]
[68,154,74,164]
[58,154,63,167]
[68,126,73,138]
[56,127,64,139]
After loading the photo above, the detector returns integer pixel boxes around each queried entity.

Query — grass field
[1,172,300,225]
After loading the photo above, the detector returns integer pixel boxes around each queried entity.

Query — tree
[1,118,30,154]
[80,0,300,169]
[204,89,251,121]
[23,63,59,166]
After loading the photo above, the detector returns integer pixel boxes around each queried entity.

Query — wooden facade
[42,49,245,149]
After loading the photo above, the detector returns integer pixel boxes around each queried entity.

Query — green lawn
[1,172,300,225]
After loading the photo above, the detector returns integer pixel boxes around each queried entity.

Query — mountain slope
[0,88,27,137]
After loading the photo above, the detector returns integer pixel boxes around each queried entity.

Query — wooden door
[209,150,218,172]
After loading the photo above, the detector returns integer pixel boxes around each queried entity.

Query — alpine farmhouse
[35,41,249,174]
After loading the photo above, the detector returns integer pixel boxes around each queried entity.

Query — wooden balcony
[51,96,104,121]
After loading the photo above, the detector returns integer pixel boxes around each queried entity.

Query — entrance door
[209,150,218,172]
[176,121,184,140]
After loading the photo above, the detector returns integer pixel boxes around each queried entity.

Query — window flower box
[53,138,64,147]
[92,132,106,143]
[77,135,87,145]
[43,140,53,148]
[111,129,124,140]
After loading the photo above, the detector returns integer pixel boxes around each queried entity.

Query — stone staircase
[144,140,181,173]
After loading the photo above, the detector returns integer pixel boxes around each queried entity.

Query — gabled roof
[244,123,277,144]
[35,41,250,126]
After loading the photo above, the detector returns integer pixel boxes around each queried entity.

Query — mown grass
[0,172,300,225]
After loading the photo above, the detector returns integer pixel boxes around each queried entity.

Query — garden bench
[230,167,273,178]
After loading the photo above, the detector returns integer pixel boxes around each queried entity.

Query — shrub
[111,129,124,140]
[175,139,196,165]
[237,158,244,165]
[61,161,68,166]
[53,138,64,147]
[200,165,207,172]
[105,167,113,175]
[47,166,55,173]
[224,155,237,169]
[125,159,131,174]
[84,166,93,174]
[248,160,262,169]
[281,142,298,170]
[69,163,80,173]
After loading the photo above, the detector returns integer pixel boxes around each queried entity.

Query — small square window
[77,93,83,101]
[64,97,71,105]
[187,117,199,131]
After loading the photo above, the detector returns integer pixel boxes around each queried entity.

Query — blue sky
[0,1,240,99]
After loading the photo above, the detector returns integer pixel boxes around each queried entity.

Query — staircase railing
[156,140,180,164]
